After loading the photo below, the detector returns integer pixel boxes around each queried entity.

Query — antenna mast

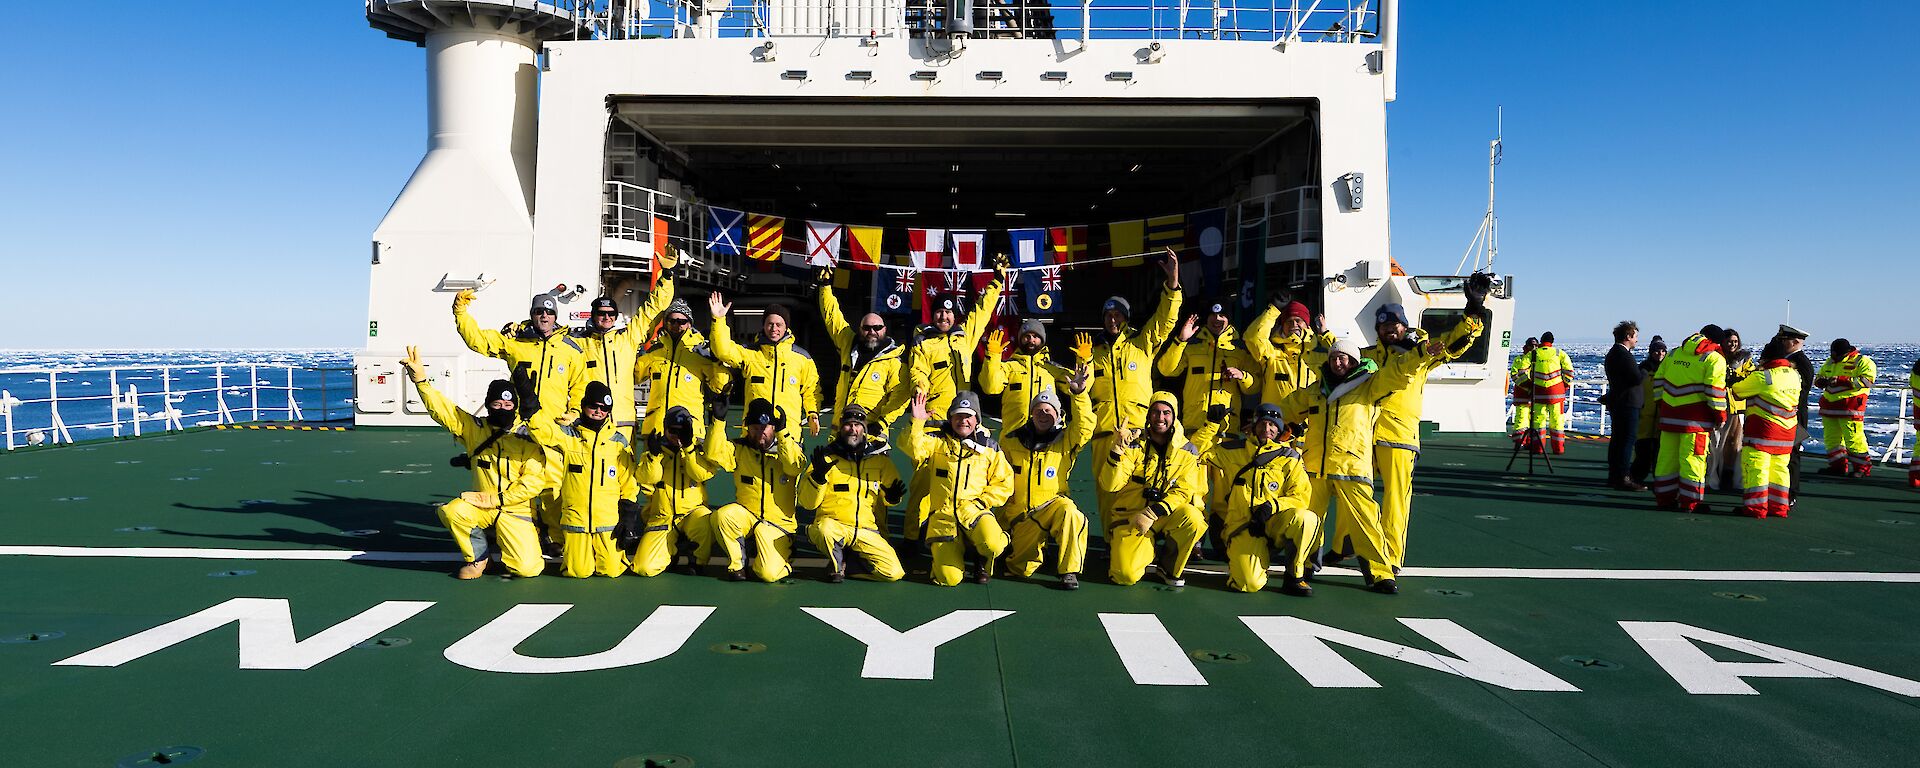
[1456,106,1504,275]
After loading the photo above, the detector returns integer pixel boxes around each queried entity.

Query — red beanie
[1283,301,1311,324]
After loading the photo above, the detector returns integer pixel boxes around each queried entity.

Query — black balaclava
[484,379,518,429]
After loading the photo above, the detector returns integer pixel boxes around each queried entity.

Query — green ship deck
[3,426,1917,767]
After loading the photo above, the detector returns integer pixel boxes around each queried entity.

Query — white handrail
[0,363,352,451]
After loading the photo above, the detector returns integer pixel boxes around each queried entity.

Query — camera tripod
[1504,427,1555,475]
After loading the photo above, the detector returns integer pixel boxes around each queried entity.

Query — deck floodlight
[1041,71,1069,81]
[757,41,776,62]
[977,70,1004,81]
[1142,41,1164,63]
[847,70,874,81]
[910,70,939,81]
[781,69,808,81]
[1106,71,1134,82]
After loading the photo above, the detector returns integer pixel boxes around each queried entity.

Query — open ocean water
[0,345,1913,452]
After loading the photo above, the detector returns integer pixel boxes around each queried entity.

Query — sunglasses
[667,318,691,326]
[532,309,557,317]
[592,309,618,316]
[861,324,887,331]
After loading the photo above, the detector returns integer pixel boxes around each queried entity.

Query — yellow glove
[657,244,680,271]
[1128,511,1155,535]
[453,289,475,312]
[399,345,426,383]
[459,491,500,509]
[554,411,578,428]
[1073,332,1095,363]
[986,328,1007,359]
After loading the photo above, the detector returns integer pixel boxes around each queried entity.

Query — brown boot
[455,559,489,580]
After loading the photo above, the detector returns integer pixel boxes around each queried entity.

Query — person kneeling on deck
[1196,403,1316,596]
[631,406,719,576]
[1733,341,1803,518]
[1098,392,1208,587]
[802,404,908,583]
[527,382,638,577]
[1282,335,1426,594]
[709,398,807,582]
[998,364,1096,590]
[400,347,553,580]
[903,390,1015,586]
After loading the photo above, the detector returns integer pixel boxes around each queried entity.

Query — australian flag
[872,264,919,316]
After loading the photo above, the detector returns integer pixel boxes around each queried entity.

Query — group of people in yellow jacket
[1632,323,1899,518]
[404,246,1495,596]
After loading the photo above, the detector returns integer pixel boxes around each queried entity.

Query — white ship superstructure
[355,0,1514,431]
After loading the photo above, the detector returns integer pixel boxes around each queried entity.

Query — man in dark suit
[1603,320,1644,490]
[1772,324,1814,506]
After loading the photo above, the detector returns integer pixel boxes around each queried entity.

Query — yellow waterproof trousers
[1739,448,1792,518]
[1529,402,1566,453]
[1653,430,1710,511]
[558,526,625,578]
[926,504,1009,587]
[1310,477,1396,582]
[1821,416,1869,473]
[1510,400,1533,441]
[1001,496,1089,577]
[1107,504,1206,585]
[902,468,932,541]
[1372,445,1417,569]
[631,506,715,576]
[712,504,796,582]
[809,520,904,581]
[438,498,544,578]
[1225,509,1321,592]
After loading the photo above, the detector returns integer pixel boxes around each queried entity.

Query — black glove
[883,479,907,505]
[707,395,729,424]
[644,433,665,456]
[810,265,835,290]
[1286,422,1308,440]
[1268,286,1294,309]
[1206,403,1229,424]
[1147,501,1171,519]
[1463,272,1492,317]
[1249,501,1275,526]
[808,445,835,483]
[614,498,644,550]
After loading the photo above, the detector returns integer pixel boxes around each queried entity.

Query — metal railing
[1510,377,1916,465]
[567,0,1378,41]
[0,364,354,450]
[602,181,746,288]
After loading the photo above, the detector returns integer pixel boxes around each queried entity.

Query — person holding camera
[630,406,720,577]
[1156,300,1258,435]
[525,381,639,578]
[707,398,808,582]
[997,364,1095,590]
[902,390,1015,586]
[400,346,554,580]
[1098,392,1208,587]
[801,404,908,583]
[1195,403,1316,596]
[1080,251,1183,516]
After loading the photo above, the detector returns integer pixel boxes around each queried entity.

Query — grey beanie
[949,390,983,419]
[665,298,694,318]
[1102,296,1132,316]
[1019,318,1047,342]
[1029,389,1062,418]
[529,294,559,314]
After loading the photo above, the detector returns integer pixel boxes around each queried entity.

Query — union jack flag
[1040,266,1063,291]
[896,268,919,293]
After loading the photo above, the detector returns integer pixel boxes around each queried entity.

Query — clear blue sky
[4,1,1912,348]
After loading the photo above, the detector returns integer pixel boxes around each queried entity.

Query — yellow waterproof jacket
[636,440,717,515]
[1097,392,1203,518]
[1197,430,1312,538]
[636,328,729,435]
[416,378,554,518]
[569,275,677,427]
[1088,288,1182,434]
[455,305,587,421]
[709,320,821,435]
[1245,305,1318,407]
[1732,362,1801,435]
[1653,334,1729,432]
[902,419,1016,515]
[1280,343,1425,481]
[1156,326,1259,430]
[979,349,1072,431]
[1364,315,1485,451]
[1724,356,1758,412]
[1529,344,1574,401]
[909,278,1005,404]
[529,416,639,532]
[819,285,911,425]
[999,388,1095,513]
[1816,352,1876,411]
[798,438,903,532]
[704,420,806,531]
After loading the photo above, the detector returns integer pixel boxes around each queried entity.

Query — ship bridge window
[1418,309,1492,366]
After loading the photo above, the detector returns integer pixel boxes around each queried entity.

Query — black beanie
[582,381,613,411]
[484,379,517,406]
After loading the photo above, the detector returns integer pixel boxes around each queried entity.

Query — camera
[1141,486,1166,503]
